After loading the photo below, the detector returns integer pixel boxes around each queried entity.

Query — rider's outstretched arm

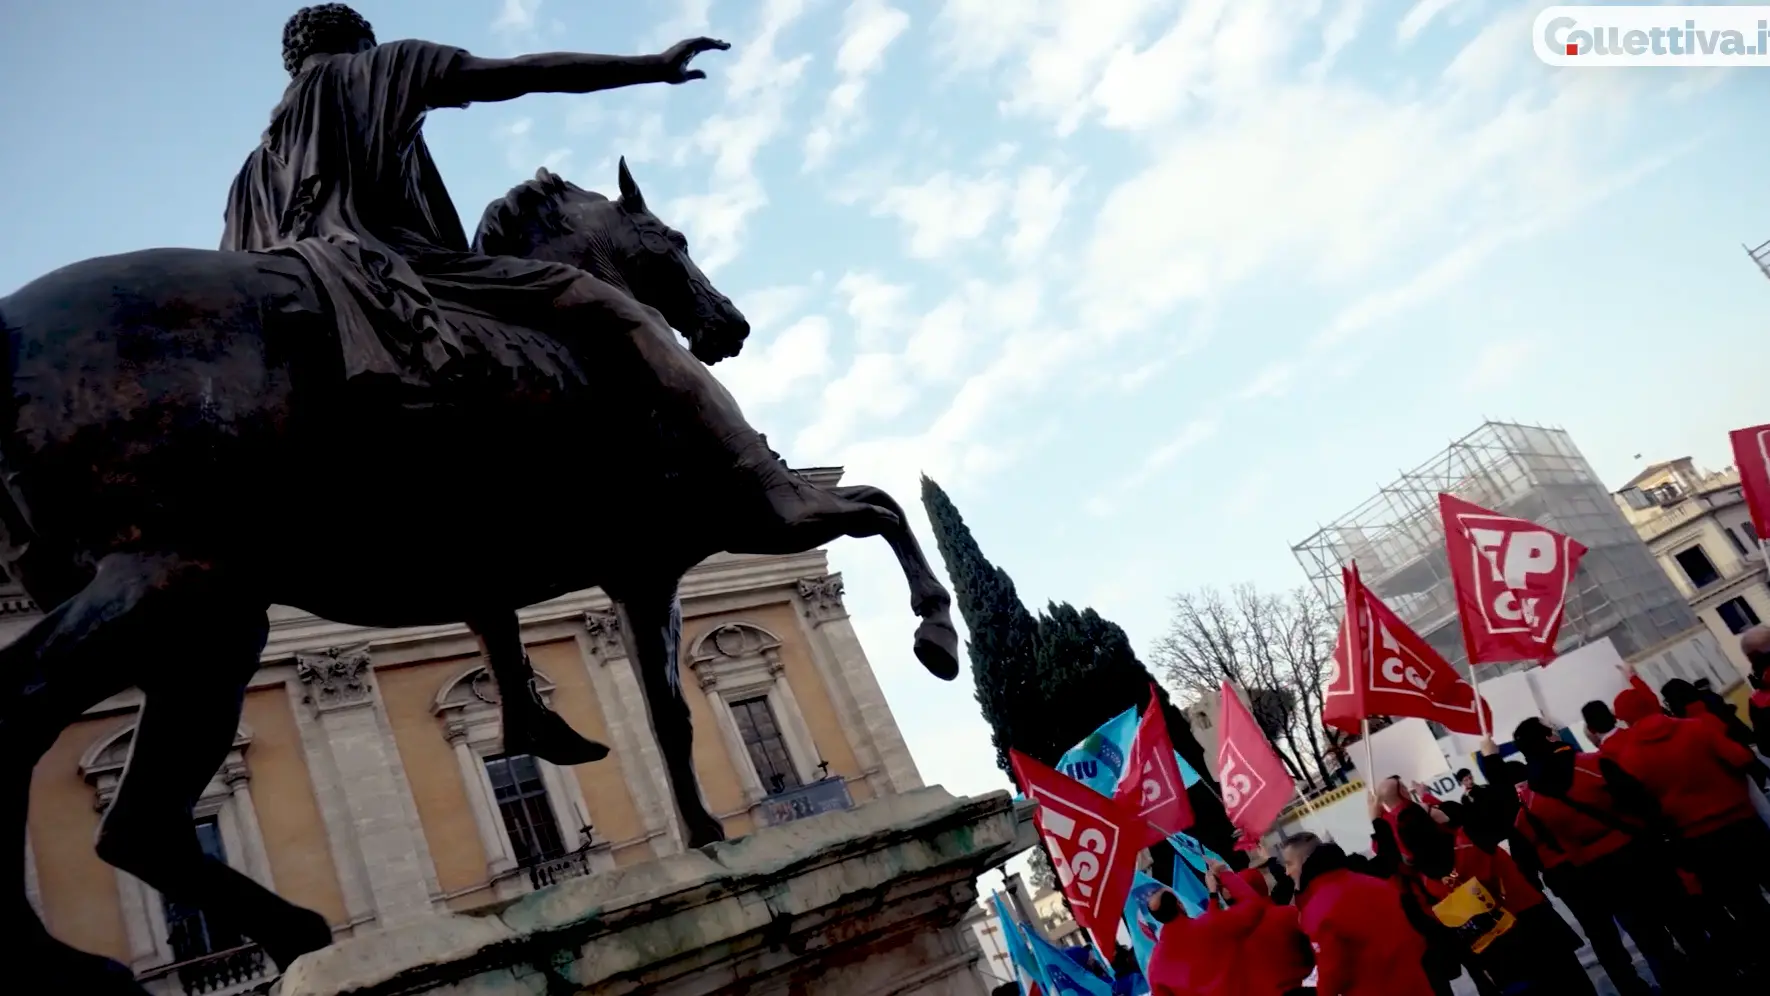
[439,38,728,107]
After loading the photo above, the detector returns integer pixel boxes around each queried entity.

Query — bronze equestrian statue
[0,6,958,993]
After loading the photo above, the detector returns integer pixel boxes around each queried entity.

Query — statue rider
[223,5,892,757]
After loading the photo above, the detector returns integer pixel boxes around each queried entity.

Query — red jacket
[1296,868,1436,996]
[1607,713,1757,838]
[1147,872,1312,996]
[1513,754,1632,868]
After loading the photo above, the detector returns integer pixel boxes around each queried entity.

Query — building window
[485,753,564,865]
[163,818,244,962]
[1725,526,1750,557]
[1742,520,1761,545]
[730,696,803,794]
[1717,597,1761,635]
[1674,545,1721,589]
[1620,487,1652,511]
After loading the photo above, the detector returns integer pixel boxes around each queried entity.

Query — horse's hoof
[914,618,961,681]
[263,906,335,971]
[505,710,611,766]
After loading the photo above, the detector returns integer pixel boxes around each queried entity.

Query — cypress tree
[919,477,1236,858]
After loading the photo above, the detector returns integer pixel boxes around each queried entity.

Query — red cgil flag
[1010,749,1143,956]
[1215,681,1295,846]
[1325,561,1493,737]
[1113,683,1195,846]
[1729,425,1770,543]
[1438,493,1587,665]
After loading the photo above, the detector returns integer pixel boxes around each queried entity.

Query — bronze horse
[0,162,958,991]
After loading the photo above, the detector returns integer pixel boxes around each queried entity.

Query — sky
[1,0,1766,828]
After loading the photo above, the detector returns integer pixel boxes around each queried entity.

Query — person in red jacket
[1282,833,1436,996]
[1741,626,1770,756]
[1504,719,1713,994]
[1145,884,1229,996]
[1198,862,1314,996]
[1610,686,1770,963]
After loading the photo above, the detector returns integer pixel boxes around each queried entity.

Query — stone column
[579,610,679,855]
[449,722,515,872]
[294,645,438,926]
[797,574,923,793]
[222,761,276,890]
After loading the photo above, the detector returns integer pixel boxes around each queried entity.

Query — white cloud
[1397,0,1465,44]
[875,171,1011,258]
[1005,165,1078,265]
[794,352,918,456]
[1087,416,1221,517]
[1461,339,1537,395]
[669,0,814,272]
[805,0,912,169]
[492,0,543,37]
[716,315,833,410]
[835,271,911,348]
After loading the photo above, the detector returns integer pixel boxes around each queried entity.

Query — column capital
[294,643,376,712]
[582,610,626,663]
[796,573,847,624]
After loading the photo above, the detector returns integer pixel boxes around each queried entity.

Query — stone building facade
[15,481,923,996]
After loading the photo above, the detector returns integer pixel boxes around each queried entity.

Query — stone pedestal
[277,788,1030,996]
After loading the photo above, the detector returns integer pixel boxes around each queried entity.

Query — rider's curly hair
[282,4,376,76]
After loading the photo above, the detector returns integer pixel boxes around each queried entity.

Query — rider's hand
[658,37,731,83]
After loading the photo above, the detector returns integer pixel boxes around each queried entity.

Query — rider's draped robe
[222,39,584,392]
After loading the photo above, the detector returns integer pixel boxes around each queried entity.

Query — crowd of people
[1132,626,1770,996]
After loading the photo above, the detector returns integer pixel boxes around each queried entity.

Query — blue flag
[1059,707,1203,799]
[1059,707,1139,796]
[1167,861,1212,918]
[1167,831,1226,876]
[991,892,1044,996]
[1029,928,1115,996]
[1122,871,1168,975]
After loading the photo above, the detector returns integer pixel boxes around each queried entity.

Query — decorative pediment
[434,664,558,716]
[690,623,785,690]
[79,723,253,810]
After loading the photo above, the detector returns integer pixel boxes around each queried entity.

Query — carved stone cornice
[221,762,251,789]
[796,573,846,624]
[295,644,375,712]
[444,721,470,746]
[582,610,625,663]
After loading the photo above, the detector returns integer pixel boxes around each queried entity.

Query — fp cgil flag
[1010,750,1143,956]
[1325,562,1492,737]
[1215,681,1295,846]
[1729,424,1770,541]
[1439,493,1587,665]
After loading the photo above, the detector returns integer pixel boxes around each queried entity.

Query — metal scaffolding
[1289,421,1698,674]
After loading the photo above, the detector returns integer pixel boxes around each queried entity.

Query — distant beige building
[1613,458,1767,682]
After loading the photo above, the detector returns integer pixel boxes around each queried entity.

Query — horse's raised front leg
[607,583,727,849]
[829,483,959,681]
[468,611,609,766]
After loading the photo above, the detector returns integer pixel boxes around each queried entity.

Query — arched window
[432,664,611,893]
[689,623,822,804]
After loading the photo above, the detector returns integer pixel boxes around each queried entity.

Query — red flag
[1729,424,1770,541]
[1327,564,1493,736]
[1010,750,1142,955]
[1438,493,1587,665]
[1215,681,1295,844]
[1113,684,1195,844]
[1323,564,1368,735]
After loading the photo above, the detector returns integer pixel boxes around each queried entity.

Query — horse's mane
[473,168,608,258]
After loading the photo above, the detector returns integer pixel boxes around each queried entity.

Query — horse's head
[473,160,750,363]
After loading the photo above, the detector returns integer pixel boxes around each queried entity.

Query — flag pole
[1361,717,1376,794]
[1469,661,1490,738]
